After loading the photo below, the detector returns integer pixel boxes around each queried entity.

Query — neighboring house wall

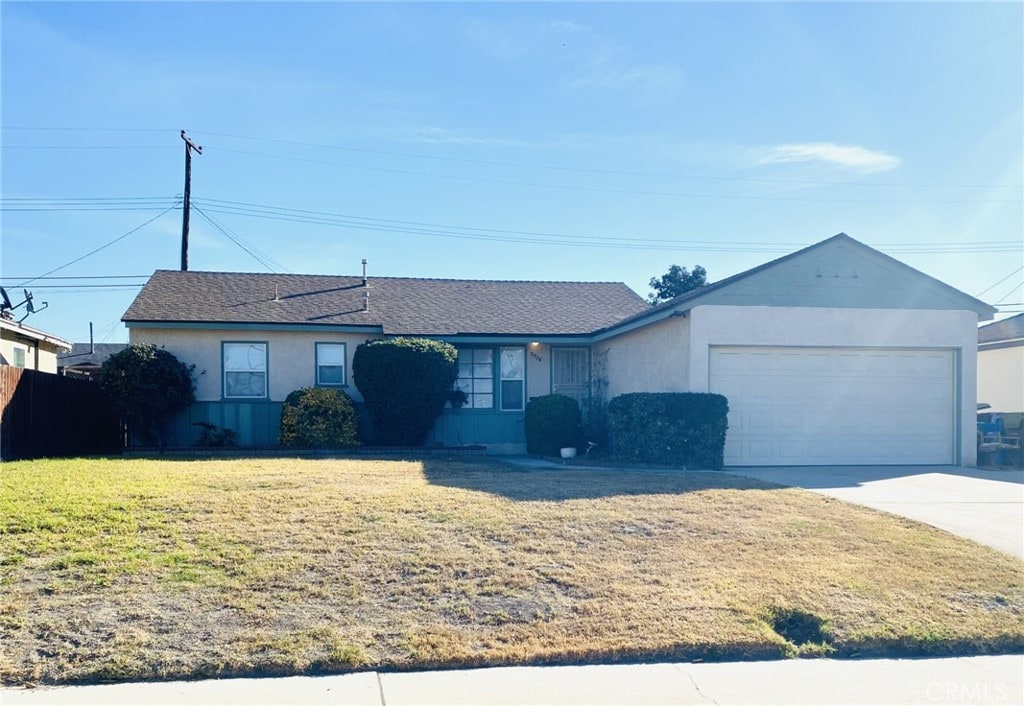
[0,330,62,373]
[978,345,1024,411]
[686,305,979,465]
[602,315,690,399]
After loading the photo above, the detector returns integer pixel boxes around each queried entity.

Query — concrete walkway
[4,655,1022,705]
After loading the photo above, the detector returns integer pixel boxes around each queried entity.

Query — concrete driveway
[725,466,1024,560]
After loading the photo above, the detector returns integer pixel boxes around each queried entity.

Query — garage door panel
[710,346,954,466]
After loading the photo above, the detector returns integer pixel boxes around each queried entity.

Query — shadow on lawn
[420,458,780,501]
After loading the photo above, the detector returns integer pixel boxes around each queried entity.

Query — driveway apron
[724,466,1024,560]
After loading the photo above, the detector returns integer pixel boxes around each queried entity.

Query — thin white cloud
[403,126,526,147]
[569,62,682,93]
[758,143,901,173]
[540,19,591,35]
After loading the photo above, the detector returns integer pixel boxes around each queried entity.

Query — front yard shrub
[352,338,458,446]
[96,343,195,446]
[607,392,728,469]
[526,394,582,456]
[279,387,359,449]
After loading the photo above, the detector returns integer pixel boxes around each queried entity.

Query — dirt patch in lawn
[1,456,1022,685]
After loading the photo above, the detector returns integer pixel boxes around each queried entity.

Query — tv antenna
[0,287,49,323]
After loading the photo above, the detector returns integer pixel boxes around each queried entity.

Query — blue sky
[2,2,1021,343]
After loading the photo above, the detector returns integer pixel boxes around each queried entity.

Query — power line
[1,145,174,150]
[994,279,1024,305]
[0,275,148,280]
[975,265,1024,297]
[1,126,174,132]
[7,284,146,289]
[192,129,1022,190]
[192,197,1023,254]
[15,203,180,287]
[191,205,287,272]
[208,146,1022,205]
[6,125,1017,189]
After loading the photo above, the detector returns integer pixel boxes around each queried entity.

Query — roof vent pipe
[362,259,368,287]
[363,289,369,312]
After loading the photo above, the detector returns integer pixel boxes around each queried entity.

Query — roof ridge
[152,269,632,286]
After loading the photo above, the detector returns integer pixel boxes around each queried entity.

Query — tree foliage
[279,387,359,449]
[352,337,458,446]
[96,343,195,446]
[648,264,708,304]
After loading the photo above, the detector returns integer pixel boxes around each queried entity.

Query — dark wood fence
[0,366,123,460]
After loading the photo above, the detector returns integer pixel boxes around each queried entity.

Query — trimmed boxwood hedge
[352,337,458,446]
[607,392,729,470]
[279,387,359,449]
[525,394,582,457]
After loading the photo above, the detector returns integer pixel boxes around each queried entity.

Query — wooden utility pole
[180,130,203,271]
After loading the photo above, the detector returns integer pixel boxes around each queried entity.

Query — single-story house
[58,343,128,380]
[977,312,1023,412]
[0,317,72,373]
[123,233,995,466]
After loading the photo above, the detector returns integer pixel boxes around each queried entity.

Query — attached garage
[600,234,997,467]
[710,346,955,466]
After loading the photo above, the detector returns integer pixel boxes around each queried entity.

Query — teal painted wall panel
[427,410,525,447]
[160,401,284,447]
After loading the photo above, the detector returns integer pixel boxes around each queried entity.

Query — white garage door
[709,347,955,466]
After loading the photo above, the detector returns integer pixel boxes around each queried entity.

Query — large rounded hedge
[525,394,582,457]
[279,387,359,449]
[96,343,195,446]
[352,337,458,446]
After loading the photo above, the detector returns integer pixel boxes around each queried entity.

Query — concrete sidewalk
[3,655,1022,705]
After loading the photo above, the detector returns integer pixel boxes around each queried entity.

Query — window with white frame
[223,342,267,398]
[316,342,346,386]
[11,346,26,369]
[455,348,494,409]
[499,347,525,411]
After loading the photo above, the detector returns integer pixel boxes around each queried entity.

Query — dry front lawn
[1,456,1022,685]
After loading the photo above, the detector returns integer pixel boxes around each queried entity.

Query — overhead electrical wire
[192,197,1022,254]
[975,265,1024,297]
[15,203,180,288]
[206,146,1021,205]
[191,205,287,272]
[4,193,1020,255]
[11,125,1013,190]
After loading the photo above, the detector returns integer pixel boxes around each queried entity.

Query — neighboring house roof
[978,313,1024,347]
[0,317,73,351]
[57,343,128,368]
[123,271,649,336]
[594,232,997,338]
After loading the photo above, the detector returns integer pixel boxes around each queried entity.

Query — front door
[551,347,589,406]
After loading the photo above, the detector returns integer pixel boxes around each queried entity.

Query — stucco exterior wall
[130,327,375,402]
[687,305,980,465]
[978,345,1024,412]
[130,328,555,405]
[602,315,689,399]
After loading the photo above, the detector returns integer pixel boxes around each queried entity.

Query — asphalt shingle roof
[123,271,649,336]
[978,313,1024,344]
[57,343,128,367]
